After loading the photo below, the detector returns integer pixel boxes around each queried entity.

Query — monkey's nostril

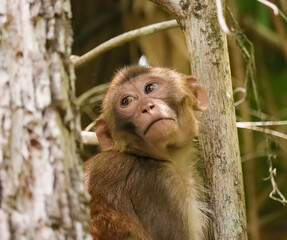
[142,103,154,113]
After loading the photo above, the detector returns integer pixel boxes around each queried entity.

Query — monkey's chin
[144,119,177,143]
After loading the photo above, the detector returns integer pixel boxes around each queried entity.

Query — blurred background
[70,0,287,239]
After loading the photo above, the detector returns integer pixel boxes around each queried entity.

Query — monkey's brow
[117,67,151,83]
[129,75,166,85]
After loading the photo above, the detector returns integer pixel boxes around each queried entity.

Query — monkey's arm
[90,201,152,240]
[84,151,152,240]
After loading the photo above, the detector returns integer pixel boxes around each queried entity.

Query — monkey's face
[99,66,208,160]
[114,75,179,143]
[106,73,201,159]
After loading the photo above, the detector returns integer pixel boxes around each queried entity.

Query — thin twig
[257,0,287,23]
[257,0,279,15]
[236,120,287,205]
[268,165,287,205]
[81,131,99,145]
[279,9,287,22]
[236,124,287,140]
[72,20,179,69]
[242,17,282,50]
[85,121,96,131]
[247,109,270,120]
[148,0,184,17]
[82,121,287,146]
[216,0,231,34]
[236,120,287,127]
[257,175,285,208]
[233,87,246,106]
[263,156,287,206]
[77,83,109,106]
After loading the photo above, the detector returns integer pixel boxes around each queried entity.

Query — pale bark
[149,0,248,239]
[0,0,90,239]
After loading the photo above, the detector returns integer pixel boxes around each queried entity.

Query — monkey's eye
[145,83,159,94]
[121,96,135,107]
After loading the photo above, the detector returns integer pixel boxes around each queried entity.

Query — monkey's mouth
[144,118,175,135]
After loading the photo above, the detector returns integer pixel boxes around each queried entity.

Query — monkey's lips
[144,118,175,136]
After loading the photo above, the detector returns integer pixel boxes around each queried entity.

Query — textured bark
[149,0,247,239]
[0,0,90,239]
[182,3,248,240]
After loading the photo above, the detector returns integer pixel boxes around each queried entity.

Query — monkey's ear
[95,114,114,151]
[186,77,209,111]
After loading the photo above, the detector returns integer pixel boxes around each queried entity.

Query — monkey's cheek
[144,120,177,142]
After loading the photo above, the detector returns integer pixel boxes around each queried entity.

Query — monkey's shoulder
[84,151,135,182]
[84,150,198,184]
[85,150,136,170]
[84,151,174,191]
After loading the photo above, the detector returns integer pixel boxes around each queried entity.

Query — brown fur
[84,66,209,240]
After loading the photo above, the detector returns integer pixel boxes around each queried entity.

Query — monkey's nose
[142,103,155,113]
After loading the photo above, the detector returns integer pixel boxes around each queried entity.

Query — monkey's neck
[131,140,196,163]
[167,141,197,163]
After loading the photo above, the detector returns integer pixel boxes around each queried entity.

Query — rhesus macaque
[84,66,209,240]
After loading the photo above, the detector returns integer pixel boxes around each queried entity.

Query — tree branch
[72,20,179,69]
[81,131,99,145]
[82,120,287,146]
[257,0,279,15]
[215,0,231,34]
[148,0,183,17]
[236,124,287,140]
[236,120,287,127]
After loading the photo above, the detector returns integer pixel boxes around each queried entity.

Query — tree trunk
[0,1,90,239]
[148,0,248,239]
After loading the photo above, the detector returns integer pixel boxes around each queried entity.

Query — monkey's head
[96,66,209,160]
